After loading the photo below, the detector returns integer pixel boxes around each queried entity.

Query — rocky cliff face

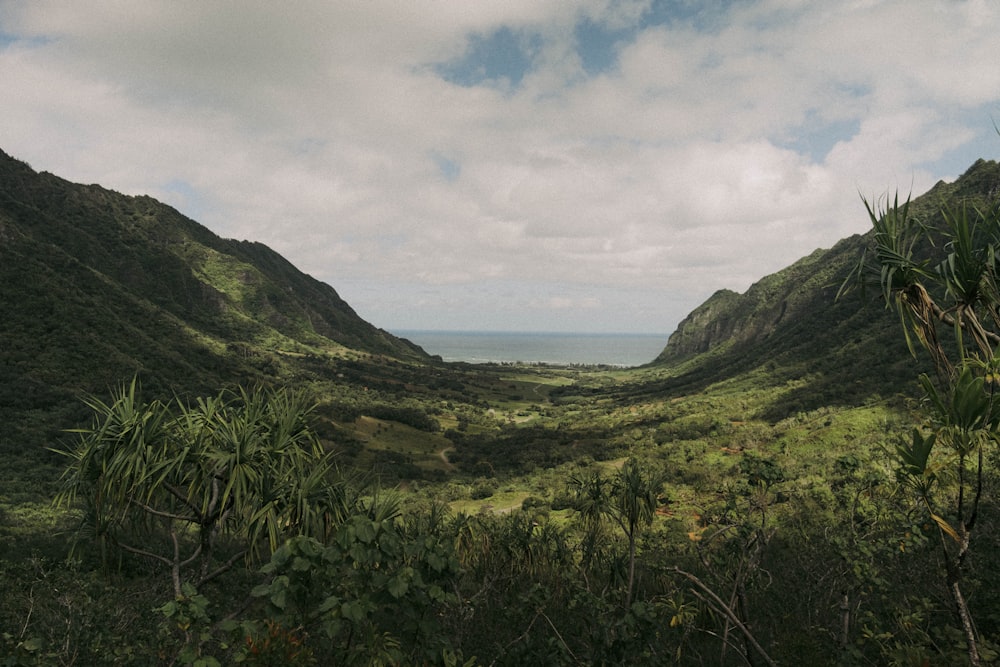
[656,243,856,363]
[658,288,743,358]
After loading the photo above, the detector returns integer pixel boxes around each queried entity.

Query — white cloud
[1,0,999,333]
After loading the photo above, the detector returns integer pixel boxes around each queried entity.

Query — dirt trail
[437,447,455,470]
[495,499,526,514]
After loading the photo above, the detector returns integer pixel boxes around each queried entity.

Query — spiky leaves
[570,459,664,608]
[847,189,1000,666]
[54,380,346,597]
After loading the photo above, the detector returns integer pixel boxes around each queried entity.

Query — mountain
[649,158,1000,417]
[0,148,427,447]
[6,145,999,455]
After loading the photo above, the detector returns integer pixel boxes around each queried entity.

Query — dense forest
[3,151,1000,665]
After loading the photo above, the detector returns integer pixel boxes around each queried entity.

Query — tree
[570,458,663,608]
[55,379,347,598]
[843,191,1000,665]
[684,454,784,667]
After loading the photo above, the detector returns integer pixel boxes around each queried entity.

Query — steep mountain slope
[649,158,1000,416]
[0,149,426,446]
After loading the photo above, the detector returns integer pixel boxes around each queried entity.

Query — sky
[2,1,999,335]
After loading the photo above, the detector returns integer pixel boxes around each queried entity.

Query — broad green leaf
[387,575,409,599]
[896,428,935,477]
[354,518,377,544]
[318,595,341,613]
[270,588,287,610]
[341,600,367,622]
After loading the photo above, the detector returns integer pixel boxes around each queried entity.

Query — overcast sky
[2,1,999,334]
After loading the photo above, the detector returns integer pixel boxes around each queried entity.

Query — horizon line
[389,328,669,337]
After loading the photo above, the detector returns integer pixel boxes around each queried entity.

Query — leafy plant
[844,189,1000,665]
[53,379,347,597]
[250,506,463,665]
[570,458,664,607]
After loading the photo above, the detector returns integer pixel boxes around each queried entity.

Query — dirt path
[437,447,455,470]
[494,499,527,514]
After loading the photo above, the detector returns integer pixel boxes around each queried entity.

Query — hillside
[0,148,427,448]
[648,158,1000,416]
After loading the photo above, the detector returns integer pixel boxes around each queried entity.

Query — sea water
[393,330,667,367]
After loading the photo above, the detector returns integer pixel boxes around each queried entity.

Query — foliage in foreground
[11,430,1000,665]
[844,188,1000,665]
[53,381,347,598]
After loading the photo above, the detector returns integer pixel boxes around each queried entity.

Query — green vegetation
[840,186,1000,665]
[3,149,1000,664]
[55,381,345,598]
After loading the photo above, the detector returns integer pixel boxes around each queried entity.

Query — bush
[470,484,494,500]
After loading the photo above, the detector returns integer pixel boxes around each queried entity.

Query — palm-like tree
[843,192,1000,666]
[55,379,346,597]
[570,458,663,607]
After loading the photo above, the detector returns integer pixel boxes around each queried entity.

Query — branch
[540,611,579,664]
[162,482,203,517]
[673,567,777,667]
[195,549,249,589]
[607,509,629,537]
[18,586,34,641]
[488,610,541,667]
[694,625,754,667]
[965,379,991,538]
[128,498,198,524]
[927,297,1000,346]
[116,541,175,568]
[179,543,204,569]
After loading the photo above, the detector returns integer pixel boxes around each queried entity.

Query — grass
[352,417,454,473]
[448,490,531,515]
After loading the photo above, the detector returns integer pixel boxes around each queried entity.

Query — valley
[2,352,914,666]
[2,149,1000,664]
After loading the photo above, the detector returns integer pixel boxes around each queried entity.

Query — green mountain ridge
[650,158,1000,415]
[4,146,1000,442]
[0,148,427,446]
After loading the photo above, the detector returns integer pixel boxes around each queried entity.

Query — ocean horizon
[393,330,668,367]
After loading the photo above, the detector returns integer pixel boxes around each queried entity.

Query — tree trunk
[951,578,980,667]
[840,592,850,649]
[625,528,637,608]
[943,520,979,666]
[170,529,182,598]
[737,580,756,667]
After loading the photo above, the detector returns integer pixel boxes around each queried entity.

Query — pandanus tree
[843,190,1000,665]
[55,379,347,598]
[570,458,663,608]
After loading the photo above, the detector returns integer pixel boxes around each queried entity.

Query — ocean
[393,330,668,367]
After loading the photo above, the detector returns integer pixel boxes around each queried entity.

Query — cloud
[1,0,999,332]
